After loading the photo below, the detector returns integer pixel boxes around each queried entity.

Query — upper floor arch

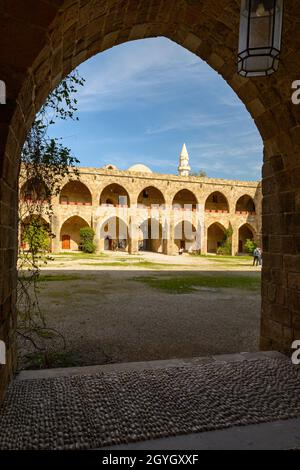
[20,177,50,203]
[137,186,165,208]
[236,195,256,214]
[172,189,198,211]
[60,181,92,206]
[205,192,229,213]
[100,184,130,207]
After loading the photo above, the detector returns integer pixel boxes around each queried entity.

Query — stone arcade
[19,144,261,256]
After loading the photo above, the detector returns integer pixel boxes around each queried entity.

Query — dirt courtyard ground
[18,252,261,369]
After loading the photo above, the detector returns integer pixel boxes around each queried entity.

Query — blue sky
[49,37,263,181]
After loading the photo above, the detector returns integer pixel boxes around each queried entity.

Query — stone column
[128,211,139,255]
[51,215,61,253]
[231,226,239,256]
[97,237,104,252]
[201,224,208,255]
[164,206,176,255]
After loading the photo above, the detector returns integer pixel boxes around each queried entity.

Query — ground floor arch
[20,215,50,251]
[238,224,255,254]
[174,220,197,252]
[207,223,226,254]
[60,216,90,251]
[100,216,129,252]
[138,218,164,253]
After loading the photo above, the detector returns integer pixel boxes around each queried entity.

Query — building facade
[19,146,262,256]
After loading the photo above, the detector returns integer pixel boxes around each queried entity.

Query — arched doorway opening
[139,218,163,253]
[174,221,197,253]
[236,195,256,214]
[20,178,49,203]
[60,216,90,251]
[205,192,229,213]
[137,187,165,208]
[100,184,130,207]
[238,224,255,254]
[60,181,92,206]
[100,216,129,252]
[172,190,198,211]
[207,222,226,254]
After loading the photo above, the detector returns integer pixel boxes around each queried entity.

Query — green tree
[18,70,85,369]
[23,221,50,255]
[244,238,257,255]
[217,224,233,255]
[80,227,96,253]
[190,169,207,177]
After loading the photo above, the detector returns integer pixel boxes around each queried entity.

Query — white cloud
[77,38,216,112]
[145,113,240,135]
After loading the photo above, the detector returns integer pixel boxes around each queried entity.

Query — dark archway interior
[60,181,92,206]
[172,190,197,210]
[137,187,165,208]
[205,192,229,213]
[100,184,130,207]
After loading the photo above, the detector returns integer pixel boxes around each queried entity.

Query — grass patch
[135,273,261,294]
[79,262,131,267]
[190,254,252,261]
[37,274,85,282]
[79,260,180,269]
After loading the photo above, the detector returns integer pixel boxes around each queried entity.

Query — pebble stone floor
[1,355,300,450]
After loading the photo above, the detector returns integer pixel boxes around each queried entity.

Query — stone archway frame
[1,1,299,399]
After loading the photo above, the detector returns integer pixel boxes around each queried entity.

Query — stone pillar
[97,237,104,252]
[164,207,176,255]
[128,212,139,255]
[231,226,239,256]
[51,215,61,253]
[202,225,208,255]
[129,238,139,254]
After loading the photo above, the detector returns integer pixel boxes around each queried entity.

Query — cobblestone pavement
[1,353,300,450]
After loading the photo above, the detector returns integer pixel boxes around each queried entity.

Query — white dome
[128,163,152,174]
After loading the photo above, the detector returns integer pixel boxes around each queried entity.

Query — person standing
[253,247,259,266]
[257,247,262,266]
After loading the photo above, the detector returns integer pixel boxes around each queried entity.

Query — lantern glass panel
[238,0,283,77]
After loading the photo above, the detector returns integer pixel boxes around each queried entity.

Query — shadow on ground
[18,269,261,369]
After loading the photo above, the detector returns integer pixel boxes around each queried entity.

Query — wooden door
[62,234,70,250]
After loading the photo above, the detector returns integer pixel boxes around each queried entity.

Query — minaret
[178,143,191,176]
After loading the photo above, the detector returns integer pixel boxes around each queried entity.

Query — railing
[173,207,197,212]
[235,210,256,215]
[60,201,92,206]
[205,209,229,213]
[100,204,128,208]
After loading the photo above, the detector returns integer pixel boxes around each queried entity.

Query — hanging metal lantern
[238,0,284,77]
